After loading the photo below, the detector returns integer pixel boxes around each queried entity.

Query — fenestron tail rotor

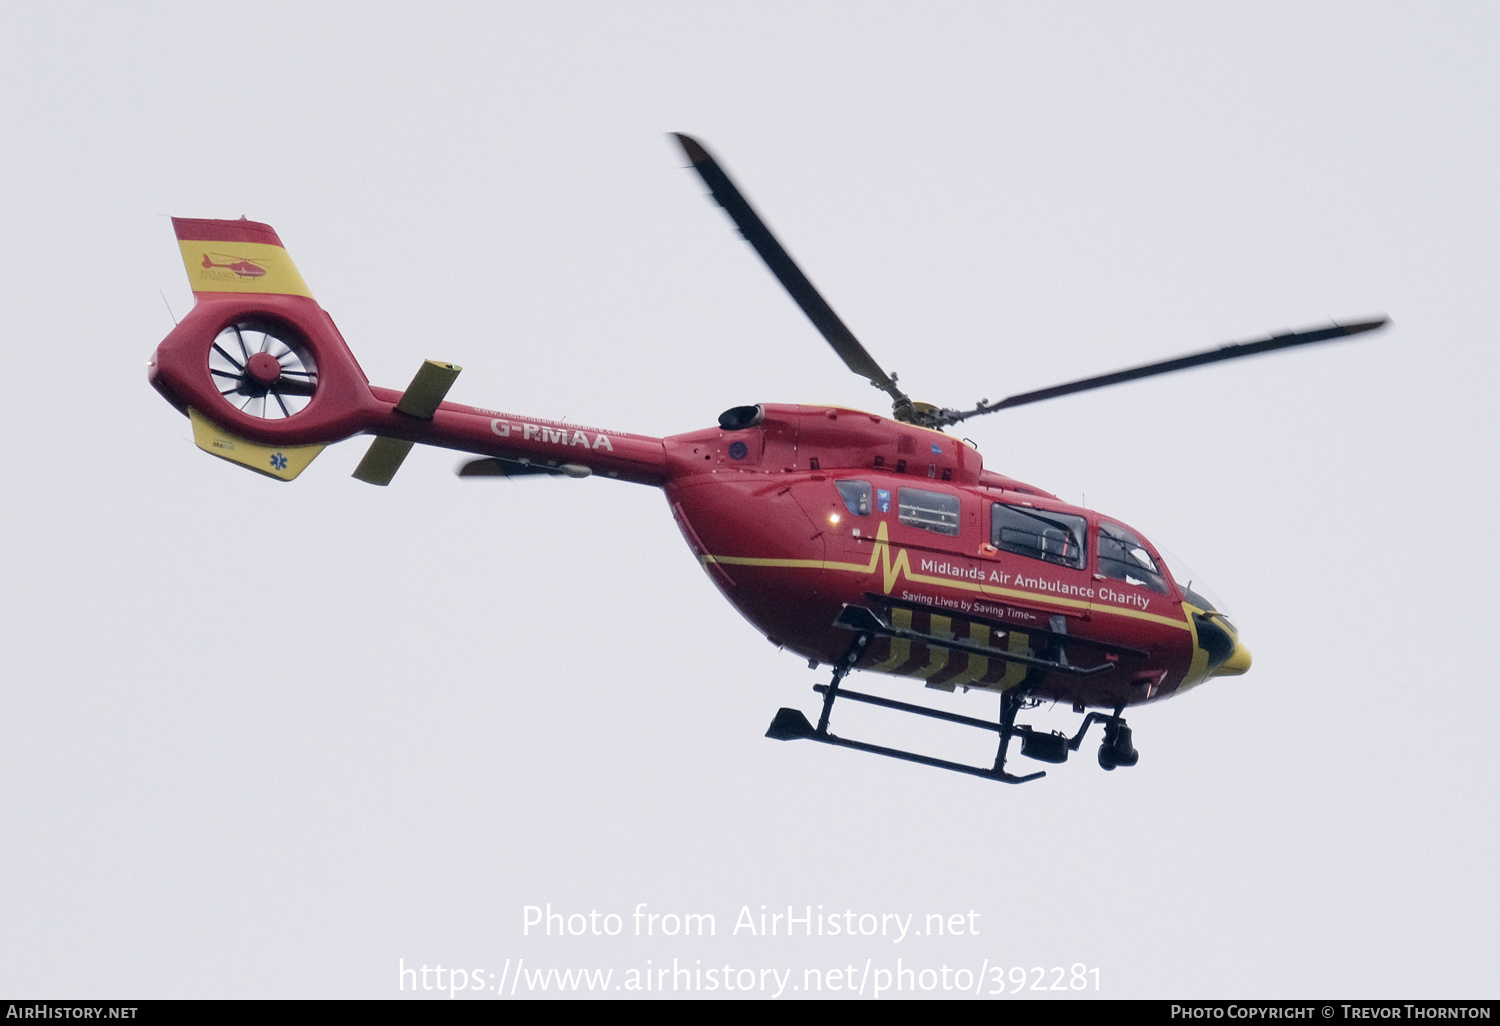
[673,133,1388,429]
[207,320,318,420]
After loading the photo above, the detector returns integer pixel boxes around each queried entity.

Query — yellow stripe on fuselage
[701,521,1190,631]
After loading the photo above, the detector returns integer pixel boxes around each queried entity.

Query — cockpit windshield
[1157,546,1232,618]
[1097,522,1169,595]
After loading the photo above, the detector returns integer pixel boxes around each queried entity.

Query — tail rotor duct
[207,320,318,420]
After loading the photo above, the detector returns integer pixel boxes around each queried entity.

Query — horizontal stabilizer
[351,360,463,485]
[394,361,462,419]
[351,437,415,486]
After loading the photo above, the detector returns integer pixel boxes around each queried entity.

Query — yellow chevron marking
[999,630,1031,689]
[703,521,1190,631]
[946,622,991,688]
[870,606,913,672]
[914,614,953,680]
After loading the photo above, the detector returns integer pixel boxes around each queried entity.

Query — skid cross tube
[813,683,1014,734]
[774,676,1045,784]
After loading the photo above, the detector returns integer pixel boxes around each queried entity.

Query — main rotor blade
[945,317,1389,424]
[673,133,909,407]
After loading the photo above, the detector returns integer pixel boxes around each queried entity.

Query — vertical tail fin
[171,217,314,300]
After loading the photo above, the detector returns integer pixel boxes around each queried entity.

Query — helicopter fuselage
[661,403,1243,708]
[149,290,1242,711]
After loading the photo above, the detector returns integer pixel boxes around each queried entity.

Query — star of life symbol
[270,452,288,470]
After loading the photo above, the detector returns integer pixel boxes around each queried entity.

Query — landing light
[829,513,841,525]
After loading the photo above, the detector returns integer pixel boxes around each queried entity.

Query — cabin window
[1098,522,1169,594]
[898,487,960,536]
[835,480,872,516]
[991,504,1087,569]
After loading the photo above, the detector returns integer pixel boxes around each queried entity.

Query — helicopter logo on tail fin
[200,252,267,278]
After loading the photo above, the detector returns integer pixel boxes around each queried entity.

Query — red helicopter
[148,135,1386,784]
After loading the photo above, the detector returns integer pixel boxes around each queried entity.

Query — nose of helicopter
[1212,638,1252,677]
[1188,606,1252,680]
[1161,549,1250,680]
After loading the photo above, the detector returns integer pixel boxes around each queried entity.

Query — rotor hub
[208,320,318,419]
[245,351,283,386]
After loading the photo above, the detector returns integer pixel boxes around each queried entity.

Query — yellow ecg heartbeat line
[703,521,1189,630]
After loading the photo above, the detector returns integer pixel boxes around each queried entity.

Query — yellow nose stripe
[1212,642,1252,678]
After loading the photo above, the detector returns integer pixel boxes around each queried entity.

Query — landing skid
[765,623,1140,783]
[766,687,1048,784]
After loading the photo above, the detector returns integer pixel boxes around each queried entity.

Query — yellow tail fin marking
[176,240,313,298]
[188,408,324,481]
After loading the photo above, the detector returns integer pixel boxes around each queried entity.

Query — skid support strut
[990,686,1039,782]
[816,632,867,734]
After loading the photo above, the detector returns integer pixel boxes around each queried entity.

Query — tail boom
[151,217,666,485]
[361,390,667,486]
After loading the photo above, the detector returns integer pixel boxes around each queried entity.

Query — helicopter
[147,134,1387,784]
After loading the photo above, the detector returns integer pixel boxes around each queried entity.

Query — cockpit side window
[835,480,872,517]
[1098,522,1169,594]
[898,487,960,536]
[991,504,1087,569]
